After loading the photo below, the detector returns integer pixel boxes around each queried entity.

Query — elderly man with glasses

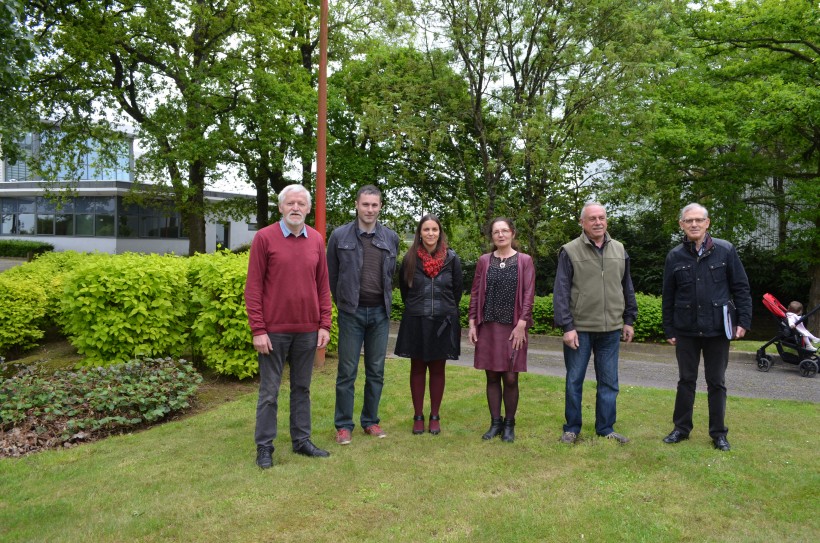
[661,203,752,452]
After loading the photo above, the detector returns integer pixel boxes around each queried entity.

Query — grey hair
[679,203,709,221]
[278,184,312,207]
[579,201,606,221]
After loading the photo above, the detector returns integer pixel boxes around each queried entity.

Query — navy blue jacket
[662,235,752,338]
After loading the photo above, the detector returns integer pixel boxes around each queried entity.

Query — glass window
[118,215,139,238]
[55,214,74,236]
[17,214,36,234]
[0,213,12,234]
[0,198,16,213]
[36,214,55,235]
[141,216,161,237]
[95,214,115,236]
[35,197,57,213]
[75,214,94,236]
[17,197,36,213]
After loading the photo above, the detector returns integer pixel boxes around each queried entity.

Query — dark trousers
[672,335,730,438]
[255,331,317,448]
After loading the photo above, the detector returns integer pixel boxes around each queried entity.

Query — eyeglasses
[492,229,512,236]
[680,217,708,225]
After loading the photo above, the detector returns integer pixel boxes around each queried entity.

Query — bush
[59,253,191,366]
[3,251,110,324]
[189,251,258,379]
[0,357,201,455]
[0,239,54,258]
[634,292,664,342]
[531,295,561,335]
[0,276,47,356]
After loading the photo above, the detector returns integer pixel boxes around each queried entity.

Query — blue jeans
[563,330,621,436]
[334,306,389,431]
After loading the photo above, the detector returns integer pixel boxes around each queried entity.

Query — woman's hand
[509,320,528,350]
[468,320,478,344]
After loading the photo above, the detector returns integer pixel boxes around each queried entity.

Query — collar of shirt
[279,219,308,238]
[357,223,377,237]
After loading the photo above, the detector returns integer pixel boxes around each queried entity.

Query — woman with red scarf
[394,214,463,435]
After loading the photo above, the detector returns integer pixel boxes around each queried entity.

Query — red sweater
[245,223,332,336]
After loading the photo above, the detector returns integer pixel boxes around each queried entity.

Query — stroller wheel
[756,353,772,372]
[798,359,818,378]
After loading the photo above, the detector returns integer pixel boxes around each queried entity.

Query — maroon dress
[469,252,536,372]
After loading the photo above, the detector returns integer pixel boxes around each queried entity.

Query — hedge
[59,253,192,366]
[0,239,53,258]
[0,276,47,356]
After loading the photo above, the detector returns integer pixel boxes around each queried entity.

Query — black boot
[482,418,503,440]
[501,418,515,442]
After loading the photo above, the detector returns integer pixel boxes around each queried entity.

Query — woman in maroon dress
[468,218,536,442]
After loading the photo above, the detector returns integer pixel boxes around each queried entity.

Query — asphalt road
[386,322,820,403]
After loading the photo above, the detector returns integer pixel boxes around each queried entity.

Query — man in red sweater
[245,184,333,469]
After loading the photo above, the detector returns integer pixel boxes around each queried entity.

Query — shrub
[0,239,53,258]
[391,288,405,321]
[3,251,110,324]
[59,253,191,366]
[634,292,664,342]
[0,276,47,356]
[531,295,561,335]
[0,357,201,455]
[189,252,258,379]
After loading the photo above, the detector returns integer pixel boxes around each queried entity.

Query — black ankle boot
[482,418,504,440]
[501,418,515,442]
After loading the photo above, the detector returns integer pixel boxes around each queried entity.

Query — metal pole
[315,0,329,240]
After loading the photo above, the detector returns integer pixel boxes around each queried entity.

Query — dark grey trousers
[254,331,317,448]
[672,335,730,439]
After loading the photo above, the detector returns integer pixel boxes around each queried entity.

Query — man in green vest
[553,202,638,445]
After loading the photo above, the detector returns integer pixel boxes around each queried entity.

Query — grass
[1,359,818,543]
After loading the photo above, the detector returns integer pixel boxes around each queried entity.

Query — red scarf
[418,245,446,278]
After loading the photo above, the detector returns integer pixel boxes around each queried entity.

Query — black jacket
[662,235,752,338]
[327,221,399,315]
[399,249,463,318]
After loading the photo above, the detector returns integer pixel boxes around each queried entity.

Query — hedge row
[3,252,663,378]
[0,239,54,258]
[391,290,664,342]
[1,251,341,379]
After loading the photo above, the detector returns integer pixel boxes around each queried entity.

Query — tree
[0,0,37,163]
[24,0,266,254]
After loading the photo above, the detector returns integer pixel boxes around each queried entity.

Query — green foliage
[633,293,664,342]
[459,294,470,328]
[188,251,257,379]
[391,288,405,321]
[59,253,191,366]
[531,295,561,335]
[3,251,110,323]
[0,357,201,447]
[0,276,47,356]
[0,239,53,258]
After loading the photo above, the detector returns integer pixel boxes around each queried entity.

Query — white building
[1,131,256,254]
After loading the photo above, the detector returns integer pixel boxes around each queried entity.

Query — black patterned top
[483,253,518,324]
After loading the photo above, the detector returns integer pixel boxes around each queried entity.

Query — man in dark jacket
[327,185,399,445]
[661,203,752,452]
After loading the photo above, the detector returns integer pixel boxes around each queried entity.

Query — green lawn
[1,359,817,542]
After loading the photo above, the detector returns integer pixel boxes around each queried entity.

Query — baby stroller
[756,293,820,377]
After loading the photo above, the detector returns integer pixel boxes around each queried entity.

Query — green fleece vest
[562,234,626,332]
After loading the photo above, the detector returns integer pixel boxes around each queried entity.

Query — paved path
[386,322,819,403]
[0,258,26,272]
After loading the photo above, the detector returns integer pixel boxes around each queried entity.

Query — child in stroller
[786,301,819,351]
[756,293,820,377]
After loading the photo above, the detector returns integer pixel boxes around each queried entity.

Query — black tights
[485,370,519,420]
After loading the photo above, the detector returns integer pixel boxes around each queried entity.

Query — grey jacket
[327,220,399,315]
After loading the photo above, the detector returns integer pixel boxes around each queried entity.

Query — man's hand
[317,328,330,348]
[563,329,579,350]
[666,337,676,346]
[735,326,747,340]
[622,324,634,343]
[253,333,272,355]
